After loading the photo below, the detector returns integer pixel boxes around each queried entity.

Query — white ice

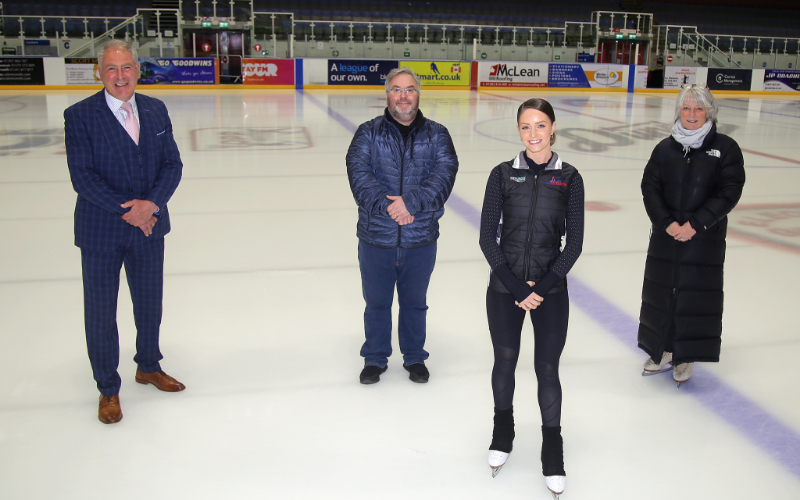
[1,87,799,499]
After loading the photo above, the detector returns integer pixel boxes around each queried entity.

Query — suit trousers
[81,228,165,395]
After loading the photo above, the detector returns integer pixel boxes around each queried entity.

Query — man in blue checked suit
[65,40,185,424]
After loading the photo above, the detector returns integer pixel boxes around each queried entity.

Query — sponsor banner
[24,39,51,46]
[0,57,45,85]
[634,65,648,89]
[548,63,626,88]
[577,53,595,63]
[548,64,589,88]
[583,64,626,88]
[764,70,800,92]
[478,62,547,88]
[138,57,216,85]
[664,66,697,89]
[707,68,752,91]
[402,61,470,86]
[328,60,397,86]
[65,58,101,85]
[242,58,295,85]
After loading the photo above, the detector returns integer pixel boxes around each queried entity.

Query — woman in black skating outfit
[479,98,584,497]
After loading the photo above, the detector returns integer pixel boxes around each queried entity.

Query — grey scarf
[672,120,713,156]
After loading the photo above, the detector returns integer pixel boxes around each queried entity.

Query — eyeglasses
[386,88,419,95]
[681,83,708,89]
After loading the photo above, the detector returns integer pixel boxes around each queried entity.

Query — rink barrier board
[634,89,800,95]
[0,85,295,90]
[2,58,799,93]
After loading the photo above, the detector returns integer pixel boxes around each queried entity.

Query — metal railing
[289,19,571,46]
[591,10,653,34]
[64,9,181,58]
[67,15,143,57]
[655,25,742,68]
[653,24,800,69]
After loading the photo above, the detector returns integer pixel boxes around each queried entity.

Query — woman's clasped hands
[515,281,544,311]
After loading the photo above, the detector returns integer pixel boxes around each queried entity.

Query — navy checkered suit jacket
[65,91,183,251]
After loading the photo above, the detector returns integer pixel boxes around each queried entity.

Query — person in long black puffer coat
[638,83,745,385]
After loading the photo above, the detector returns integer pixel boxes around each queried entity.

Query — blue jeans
[358,240,437,367]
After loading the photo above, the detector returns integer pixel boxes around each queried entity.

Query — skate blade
[549,491,562,499]
[491,465,503,478]
[642,367,672,376]
[676,380,689,389]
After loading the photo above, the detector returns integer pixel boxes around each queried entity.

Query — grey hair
[97,39,139,69]
[384,67,421,92]
[674,85,718,124]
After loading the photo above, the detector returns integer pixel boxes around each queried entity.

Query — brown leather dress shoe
[135,369,186,392]
[98,394,122,424]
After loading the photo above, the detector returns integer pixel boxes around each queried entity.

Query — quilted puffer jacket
[346,110,458,249]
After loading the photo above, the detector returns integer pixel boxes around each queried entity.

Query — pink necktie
[120,101,139,145]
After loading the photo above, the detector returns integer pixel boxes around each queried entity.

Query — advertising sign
[707,68,752,91]
[138,57,216,85]
[478,62,547,88]
[402,61,470,86]
[242,58,295,85]
[548,64,587,87]
[764,70,800,92]
[664,66,697,89]
[634,65,648,89]
[548,64,625,88]
[65,58,101,85]
[0,57,45,85]
[583,64,626,88]
[328,60,398,86]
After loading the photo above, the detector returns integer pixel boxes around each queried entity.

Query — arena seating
[1,0,796,41]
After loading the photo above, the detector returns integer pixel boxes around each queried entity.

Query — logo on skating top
[546,176,567,186]
[510,176,526,183]
[707,149,721,158]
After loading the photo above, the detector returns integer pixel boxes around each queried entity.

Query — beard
[388,100,418,124]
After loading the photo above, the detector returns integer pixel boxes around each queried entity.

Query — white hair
[97,39,138,69]
[674,85,718,124]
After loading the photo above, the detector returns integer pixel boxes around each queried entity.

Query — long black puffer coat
[638,123,745,364]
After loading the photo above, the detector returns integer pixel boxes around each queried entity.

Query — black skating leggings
[487,288,569,427]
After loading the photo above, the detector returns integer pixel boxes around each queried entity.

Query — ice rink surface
[1,87,799,499]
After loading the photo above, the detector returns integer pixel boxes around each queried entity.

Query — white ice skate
[545,475,565,499]
[642,351,673,376]
[488,450,509,478]
[673,362,694,388]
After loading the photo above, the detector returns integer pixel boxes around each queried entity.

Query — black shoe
[403,363,429,383]
[360,365,387,384]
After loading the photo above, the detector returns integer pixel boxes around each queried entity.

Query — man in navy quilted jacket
[346,67,458,385]
[64,40,184,424]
